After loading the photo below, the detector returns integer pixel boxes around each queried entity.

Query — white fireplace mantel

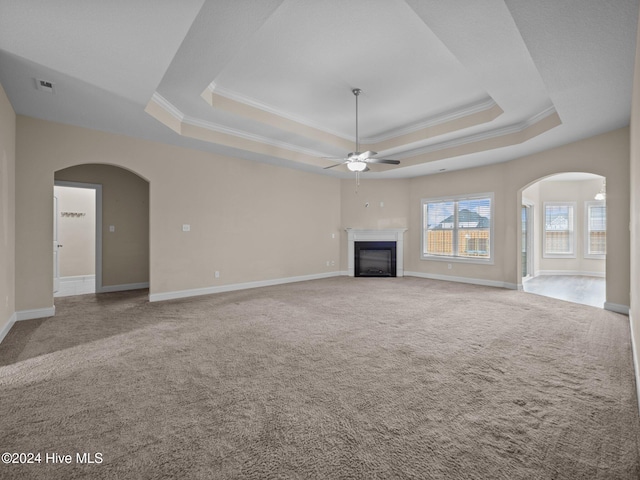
[346,228,408,277]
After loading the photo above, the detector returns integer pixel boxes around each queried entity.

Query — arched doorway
[53,164,149,297]
[519,172,606,308]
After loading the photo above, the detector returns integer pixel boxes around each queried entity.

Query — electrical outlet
[331,260,335,266]
[182,224,190,232]
[109,225,115,233]
[215,271,220,278]
[448,263,452,269]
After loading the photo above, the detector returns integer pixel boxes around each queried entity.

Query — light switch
[109,225,115,233]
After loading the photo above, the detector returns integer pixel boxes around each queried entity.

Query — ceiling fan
[323,88,400,172]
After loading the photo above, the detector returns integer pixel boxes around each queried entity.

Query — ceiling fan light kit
[347,161,367,172]
[324,88,400,175]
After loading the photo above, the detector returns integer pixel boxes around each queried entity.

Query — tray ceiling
[0,0,637,178]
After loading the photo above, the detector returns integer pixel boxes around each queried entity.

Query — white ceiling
[0,0,637,178]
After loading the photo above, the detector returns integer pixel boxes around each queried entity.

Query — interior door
[53,194,60,293]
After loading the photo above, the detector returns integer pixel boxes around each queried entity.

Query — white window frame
[543,201,576,258]
[584,200,606,259]
[421,192,494,265]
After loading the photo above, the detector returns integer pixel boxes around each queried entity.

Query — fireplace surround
[346,228,407,277]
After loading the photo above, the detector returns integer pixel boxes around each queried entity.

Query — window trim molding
[542,201,577,259]
[420,192,495,265]
[584,200,606,259]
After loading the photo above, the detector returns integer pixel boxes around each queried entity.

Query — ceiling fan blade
[323,161,348,169]
[357,150,377,160]
[366,158,400,165]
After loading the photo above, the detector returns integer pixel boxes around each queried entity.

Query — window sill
[421,255,494,266]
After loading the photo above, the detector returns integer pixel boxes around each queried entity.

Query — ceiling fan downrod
[353,88,361,155]
[322,88,399,172]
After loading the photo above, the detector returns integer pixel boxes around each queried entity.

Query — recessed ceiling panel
[2,0,636,178]
[211,0,493,139]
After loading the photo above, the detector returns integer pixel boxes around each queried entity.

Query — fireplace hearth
[355,241,397,277]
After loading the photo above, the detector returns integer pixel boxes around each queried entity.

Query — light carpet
[0,277,638,479]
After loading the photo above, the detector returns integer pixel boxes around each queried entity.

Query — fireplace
[355,241,396,277]
[346,228,407,277]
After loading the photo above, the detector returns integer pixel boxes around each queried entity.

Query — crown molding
[390,105,559,159]
[150,92,330,159]
[150,91,559,168]
[361,97,499,143]
[206,82,350,141]
[151,92,184,122]
[207,82,501,146]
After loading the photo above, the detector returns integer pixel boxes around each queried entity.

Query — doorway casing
[54,180,103,293]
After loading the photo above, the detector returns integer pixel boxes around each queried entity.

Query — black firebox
[354,241,397,277]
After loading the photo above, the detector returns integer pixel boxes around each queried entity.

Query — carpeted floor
[0,277,638,479]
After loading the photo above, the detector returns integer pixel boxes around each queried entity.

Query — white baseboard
[604,302,630,315]
[15,306,56,321]
[536,270,606,278]
[149,272,341,303]
[98,282,149,294]
[630,311,640,417]
[0,312,17,345]
[54,275,96,297]
[404,271,518,290]
[1,307,56,344]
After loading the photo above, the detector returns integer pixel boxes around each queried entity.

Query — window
[421,193,493,263]
[585,201,606,258]
[543,202,575,257]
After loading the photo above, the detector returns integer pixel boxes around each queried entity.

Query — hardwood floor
[522,275,606,308]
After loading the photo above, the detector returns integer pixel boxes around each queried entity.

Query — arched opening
[53,164,149,298]
[518,172,606,308]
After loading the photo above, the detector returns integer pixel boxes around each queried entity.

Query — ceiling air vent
[35,78,55,93]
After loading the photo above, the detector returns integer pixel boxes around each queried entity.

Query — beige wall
[0,84,15,333]
[629,5,640,405]
[339,178,411,270]
[525,177,606,276]
[55,164,149,287]
[9,103,633,317]
[15,116,341,310]
[54,186,96,277]
[405,127,629,307]
[408,159,511,285]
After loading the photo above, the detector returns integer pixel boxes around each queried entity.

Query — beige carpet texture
[0,277,639,479]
